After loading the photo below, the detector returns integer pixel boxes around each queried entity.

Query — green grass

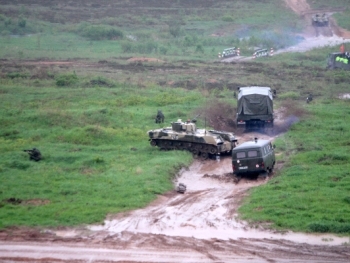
[334,9,350,30]
[0,0,304,60]
[0,82,200,228]
[239,100,350,234]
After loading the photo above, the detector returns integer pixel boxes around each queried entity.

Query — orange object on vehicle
[340,44,345,53]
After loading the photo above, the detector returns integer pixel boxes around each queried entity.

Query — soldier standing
[155,110,164,123]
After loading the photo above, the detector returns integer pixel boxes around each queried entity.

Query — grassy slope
[239,100,350,234]
[0,83,197,227]
[0,0,301,60]
[309,0,350,30]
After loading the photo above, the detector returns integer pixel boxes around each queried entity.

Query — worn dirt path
[222,0,350,62]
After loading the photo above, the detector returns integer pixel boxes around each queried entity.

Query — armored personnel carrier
[147,119,237,159]
[312,13,328,27]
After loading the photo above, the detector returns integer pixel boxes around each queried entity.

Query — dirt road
[1,148,349,262]
[221,0,350,62]
[1,120,349,262]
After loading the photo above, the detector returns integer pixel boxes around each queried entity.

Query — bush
[221,15,234,22]
[79,24,124,40]
[278,91,300,100]
[308,222,330,232]
[7,72,29,79]
[159,46,168,55]
[344,196,350,204]
[120,40,133,53]
[55,73,78,86]
[169,23,181,38]
[135,40,158,54]
[6,161,30,170]
[18,18,26,28]
[89,76,115,87]
[195,44,204,53]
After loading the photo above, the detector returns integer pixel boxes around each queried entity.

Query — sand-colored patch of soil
[127,57,164,63]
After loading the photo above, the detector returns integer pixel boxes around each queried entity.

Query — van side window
[248,150,258,157]
[236,152,246,159]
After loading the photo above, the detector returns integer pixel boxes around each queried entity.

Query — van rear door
[232,149,263,174]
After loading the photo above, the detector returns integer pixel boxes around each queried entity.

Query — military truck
[232,138,275,176]
[327,52,350,70]
[147,119,237,159]
[236,86,274,129]
[312,13,328,27]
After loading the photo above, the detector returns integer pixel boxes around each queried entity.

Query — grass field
[239,100,350,234]
[0,82,198,228]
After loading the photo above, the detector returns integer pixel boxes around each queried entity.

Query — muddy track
[1,129,349,262]
[1,156,349,262]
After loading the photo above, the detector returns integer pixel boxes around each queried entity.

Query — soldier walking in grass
[306,93,313,104]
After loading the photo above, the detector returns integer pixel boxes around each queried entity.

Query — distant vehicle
[327,52,350,70]
[219,47,239,58]
[253,48,270,58]
[148,119,238,159]
[236,86,274,129]
[232,138,275,176]
[312,13,328,27]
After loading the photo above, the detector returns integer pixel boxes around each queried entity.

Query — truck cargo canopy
[237,87,273,115]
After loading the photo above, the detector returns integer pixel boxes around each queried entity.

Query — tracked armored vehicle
[220,47,239,58]
[312,13,328,27]
[148,119,237,159]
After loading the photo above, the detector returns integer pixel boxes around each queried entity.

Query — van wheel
[267,168,273,176]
